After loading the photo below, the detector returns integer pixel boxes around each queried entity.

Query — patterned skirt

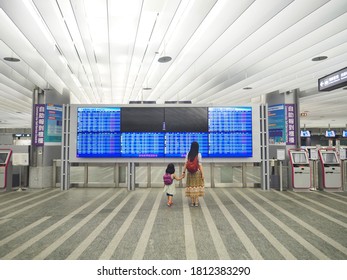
[185,170,204,197]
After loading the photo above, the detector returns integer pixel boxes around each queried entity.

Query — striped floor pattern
[0,187,346,260]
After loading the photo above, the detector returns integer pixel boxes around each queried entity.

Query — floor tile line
[288,191,347,217]
[199,198,230,259]
[2,189,112,259]
[99,190,151,260]
[274,191,347,228]
[182,190,198,260]
[250,189,347,257]
[0,217,51,247]
[209,189,263,259]
[222,189,296,260]
[131,191,162,260]
[34,190,125,260]
[66,189,132,260]
[0,189,54,207]
[0,189,60,215]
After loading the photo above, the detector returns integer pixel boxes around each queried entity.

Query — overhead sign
[318,67,347,91]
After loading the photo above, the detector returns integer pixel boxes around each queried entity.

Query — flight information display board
[77,107,121,132]
[165,132,209,157]
[208,107,252,157]
[77,108,121,157]
[75,106,253,158]
[77,132,121,157]
[121,132,165,157]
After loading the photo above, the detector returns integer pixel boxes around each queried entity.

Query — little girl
[163,163,184,206]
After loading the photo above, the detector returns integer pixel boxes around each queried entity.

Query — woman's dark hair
[166,163,175,174]
[188,141,199,161]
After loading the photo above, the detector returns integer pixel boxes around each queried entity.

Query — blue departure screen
[165,132,209,157]
[77,132,121,157]
[121,132,165,157]
[77,107,121,132]
[77,107,121,157]
[76,106,253,158]
[208,107,252,157]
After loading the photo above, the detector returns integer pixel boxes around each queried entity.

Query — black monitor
[121,107,164,132]
[164,107,208,132]
[0,152,10,165]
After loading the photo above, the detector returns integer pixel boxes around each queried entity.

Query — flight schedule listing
[165,133,209,157]
[77,132,121,157]
[121,133,165,157]
[77,107,121,132]
[208,107,252,132]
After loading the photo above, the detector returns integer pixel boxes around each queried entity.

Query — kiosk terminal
[288,148,311,191]
[0,149,13,191]
[318,148,342,191]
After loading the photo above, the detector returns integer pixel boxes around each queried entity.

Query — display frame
[68,104,261,163]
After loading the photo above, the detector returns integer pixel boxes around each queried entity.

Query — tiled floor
[0,187,346,260]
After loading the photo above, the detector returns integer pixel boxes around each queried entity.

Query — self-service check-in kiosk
[318,148,342,191]
[288,149,311,191]
[0,149,13,191]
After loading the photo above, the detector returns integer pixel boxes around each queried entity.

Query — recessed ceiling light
[158,56,172,63]
[142,87,152,90]
[3,57,20,62]
[311,56,327,61]
[243,87,252,90]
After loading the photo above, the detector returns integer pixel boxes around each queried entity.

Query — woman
[182,141,204,206]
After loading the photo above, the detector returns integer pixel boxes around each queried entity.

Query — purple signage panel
[285,104,296,145]
[33,104,46,146]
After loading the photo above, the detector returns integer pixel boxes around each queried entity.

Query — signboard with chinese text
[33,104,63,146]
[33,104,46,146]
[285,104,296,145]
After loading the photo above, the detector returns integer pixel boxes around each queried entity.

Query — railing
[53,160,262,189]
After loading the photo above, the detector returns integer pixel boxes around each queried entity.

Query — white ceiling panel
[0,0,346,129]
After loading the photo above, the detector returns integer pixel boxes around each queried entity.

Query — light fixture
[311,56,328,61]
[3,57,20,62]
[243,87,252,90]
[158,56,172,63]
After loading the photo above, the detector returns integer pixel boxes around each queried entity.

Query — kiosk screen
[322,152,338,164]
[0,153,9,165]
[292,152,308,164]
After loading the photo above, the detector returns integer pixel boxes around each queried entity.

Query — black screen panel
[121,107,164,132]
[164,107,208,132]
